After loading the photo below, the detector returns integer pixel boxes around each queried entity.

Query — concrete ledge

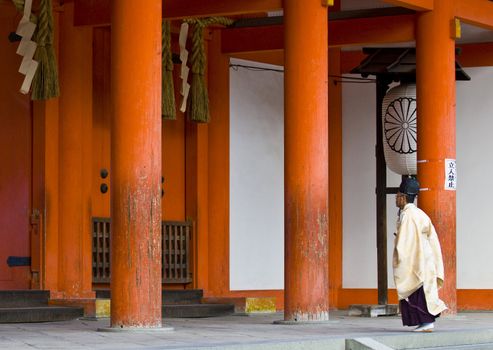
[346,338,394,350]
[369,329,493,349]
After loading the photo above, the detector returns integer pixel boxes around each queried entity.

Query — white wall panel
[229,60,493,291]
[456,67,493,289]
[229,59,284,290]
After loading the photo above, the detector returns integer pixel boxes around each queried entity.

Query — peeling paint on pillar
[283,0,330,322]
[110,0,162,328]
[416,0,457,315]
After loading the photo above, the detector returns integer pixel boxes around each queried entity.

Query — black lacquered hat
[399,177,420,196]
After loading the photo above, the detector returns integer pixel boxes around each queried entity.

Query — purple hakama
[399,286,439,326]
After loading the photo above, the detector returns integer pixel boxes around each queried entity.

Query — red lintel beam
[74,0,282,26]
[381,0,433,11]
[455,0,493,30]
[222,14,416,54]
[457,42,493,67]
[165,0,282,19]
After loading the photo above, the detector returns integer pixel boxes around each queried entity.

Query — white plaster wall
[342,68,493,289]
[229,60,493,291]
[456,67,493,289]
[341,78,401,288]
[229,58,284,290]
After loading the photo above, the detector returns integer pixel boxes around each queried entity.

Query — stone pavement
[2,311,493,349]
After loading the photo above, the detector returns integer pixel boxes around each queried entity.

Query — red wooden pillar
[416,0,457,314]
[207,29,230,296]
[55,3,94,301]
[110,0,162,328]
[328,47,343,310]
[283,0,329,322]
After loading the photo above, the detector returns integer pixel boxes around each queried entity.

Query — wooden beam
[74,0,110,26]
[222,25,284,54]
[230,50,284,66]
[74,0,282,26]
[381,0,433,11]
[330,14,415,47]
[458,42,493,67]
[222,14,416,53]
[455,0,493,30]
[341,51,367,74]
[166,0,282,19]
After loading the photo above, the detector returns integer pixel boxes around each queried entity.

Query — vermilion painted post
[283,0,329,322]
[207,29,229,296]
[328,0,343,311]
[56,3,94,301]
[416,0,457,314]
[110,0,162,328]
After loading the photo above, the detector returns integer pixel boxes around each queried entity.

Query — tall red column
[416,0,457,314]
[55,2,94,301]
[283,0,329,322]
[110,0,162,328]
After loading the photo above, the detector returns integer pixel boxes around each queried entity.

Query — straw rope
[162,20,176,120]
[12,0,59,100]
[184,17,234,123]
[31,0,59,100]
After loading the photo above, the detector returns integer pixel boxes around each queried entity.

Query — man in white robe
[393,177,447,332]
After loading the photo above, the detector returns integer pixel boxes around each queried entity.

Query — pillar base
[97,325,174,333]
[274,311,332,325]
[273,319,337,325]
[348,304,398,318]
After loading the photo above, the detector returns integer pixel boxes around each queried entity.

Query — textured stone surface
[1,311,493,349]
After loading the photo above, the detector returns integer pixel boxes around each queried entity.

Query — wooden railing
[92,218,193,284]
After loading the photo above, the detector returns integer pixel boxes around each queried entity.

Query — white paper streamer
[16,20,36,39]
[15,0,38,95]
[179,23,190,113]
[179,23,189,48]
[17,38,37,57]
[20,60,38,94]
[180,65,189,94]
[180,83,190,112]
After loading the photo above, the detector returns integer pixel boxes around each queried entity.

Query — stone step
[0,290,50,308]
[0,306,84,323]
[162,289,204,305]
[95,289,203,305]
[418,344,493,350]
[357,329,493,350]
[162,303,235,318]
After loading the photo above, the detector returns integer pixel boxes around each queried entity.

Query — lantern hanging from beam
[382,83,417,175]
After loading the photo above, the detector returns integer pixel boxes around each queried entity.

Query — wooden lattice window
[162,221,192,283]
[91,218,193,284]
[92,218,111,283]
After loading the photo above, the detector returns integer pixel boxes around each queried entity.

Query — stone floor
[2,311,493,349]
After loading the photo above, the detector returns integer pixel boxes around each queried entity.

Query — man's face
[396,191,407,209]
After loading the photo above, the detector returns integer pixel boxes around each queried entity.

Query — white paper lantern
[382,83,417,175]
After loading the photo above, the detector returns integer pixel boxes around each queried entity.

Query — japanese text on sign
[444,159,457,190]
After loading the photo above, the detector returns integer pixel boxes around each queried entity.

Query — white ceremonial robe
[393,203,448,316]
